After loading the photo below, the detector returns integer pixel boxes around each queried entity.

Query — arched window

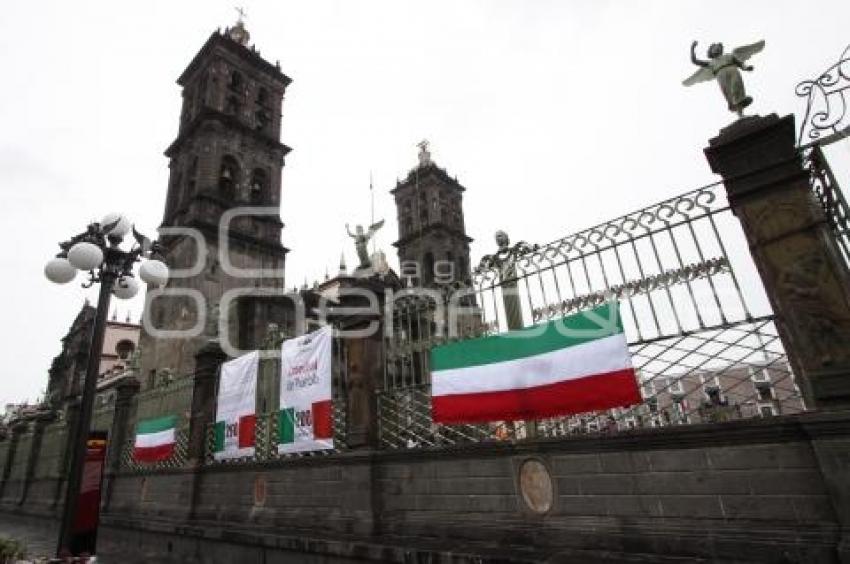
[183,156,198,204]
[254,108,270,131]
[256,87,269,106]
[424,252,435,282]
[195,73,208,109]
[180,89,193,124]
[229,70,243,91]
[166,171,182,218]
[116,340,135,360]
[219,156,240,200]
[250,168,268,204]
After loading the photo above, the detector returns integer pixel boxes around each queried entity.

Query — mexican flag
[431,302,640,424]
[214,351,258,460]
[133,415,177,463]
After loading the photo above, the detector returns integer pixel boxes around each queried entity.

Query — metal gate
[377,168,838,448]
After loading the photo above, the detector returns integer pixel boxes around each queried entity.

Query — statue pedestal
[704,113,850,410]
[326,276,396,450]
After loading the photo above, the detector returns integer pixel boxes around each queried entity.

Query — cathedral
[136,18,475,394]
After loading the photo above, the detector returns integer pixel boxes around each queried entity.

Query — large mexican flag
[431,302,640,423]
[214,351,258,460]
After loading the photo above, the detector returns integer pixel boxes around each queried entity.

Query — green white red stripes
[431,302,640,423]
[133,415,177,463]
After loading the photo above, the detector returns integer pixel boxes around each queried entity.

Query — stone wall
[92,413,850,562]
[2,406,848,562]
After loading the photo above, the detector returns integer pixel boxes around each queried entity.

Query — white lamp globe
[113,277,139,300]
[139,259,169,286]
[101,213,132,238]
[44,257,77,284]
[67,242,104,271]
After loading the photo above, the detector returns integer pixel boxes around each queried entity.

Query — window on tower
[184,156,198,204]
[196,74,208,111]
[256,87,269,106]
[219,156,240,200]
[255,108,270,131]
[250,169,268,204]
[180,90,193,124]
[229,70,243,91]
[424,252,435,282]
[166,171,182,218]
[116,340,135,360]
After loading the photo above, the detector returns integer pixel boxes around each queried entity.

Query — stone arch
[219,155,240,201]
[250,168,269,204]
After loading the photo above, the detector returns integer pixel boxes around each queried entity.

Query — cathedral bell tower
[392,142,473,287]
[139,18,292,384]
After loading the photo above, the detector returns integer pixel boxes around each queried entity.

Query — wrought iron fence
[377,178,813,449]
[805,144,850,268]
[796,44,850,146]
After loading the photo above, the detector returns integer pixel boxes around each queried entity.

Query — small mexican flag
[278,400,333,445]
[213,415,257,453]
[431,302,640,424]
[133,415,177,463]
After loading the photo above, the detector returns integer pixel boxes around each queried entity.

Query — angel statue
[346,220,385,269]
[683,40,765,117]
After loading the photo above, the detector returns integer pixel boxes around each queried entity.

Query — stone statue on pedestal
[346,221,385,269]
[683,40,765,117]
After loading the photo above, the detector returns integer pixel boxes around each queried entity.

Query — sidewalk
[0,518,55,562]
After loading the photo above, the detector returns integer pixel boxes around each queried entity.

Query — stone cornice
[176,31,291,88]
[165,108,292,159]
[393,223,473,248]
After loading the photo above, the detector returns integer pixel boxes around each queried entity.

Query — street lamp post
[44,213,168,556]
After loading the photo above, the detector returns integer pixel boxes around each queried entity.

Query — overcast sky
[0,0,848,410]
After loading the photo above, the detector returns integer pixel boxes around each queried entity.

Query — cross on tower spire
[417,139,431,167]
[228,7,250,45]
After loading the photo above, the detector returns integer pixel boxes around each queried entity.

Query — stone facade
[392,156,473,287]
[37,304,140,413]
[139,28,293,384]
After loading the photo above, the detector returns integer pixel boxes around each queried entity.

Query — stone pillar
[332,277,386,450]
[704,113,850,409]
[0,422,26,501]
[187,340,226,465]
[345,335,382,449]
[102,376,139,509]
[51,400,79,513]
[18,412,54,505]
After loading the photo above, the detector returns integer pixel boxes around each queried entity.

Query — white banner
[278,326,334,454]
[214,350,258,460]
